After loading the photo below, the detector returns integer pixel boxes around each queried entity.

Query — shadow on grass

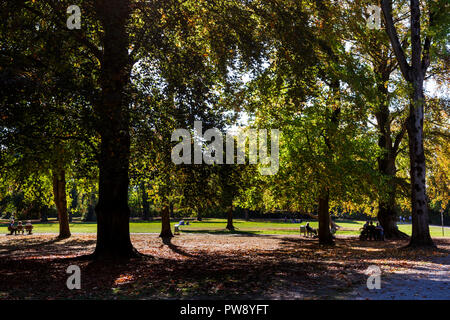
[334,220,362,225]
[181,229,260,236]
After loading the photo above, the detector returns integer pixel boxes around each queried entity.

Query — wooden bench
[7,225,17,235]
[25,225,33,235]
[300,225,306,236]
[16,225,24,235]
[7,225,33,235]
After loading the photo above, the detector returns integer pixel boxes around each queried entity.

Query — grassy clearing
[0,218,448,237]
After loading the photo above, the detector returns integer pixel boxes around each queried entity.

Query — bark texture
[93,0,138,258]
[226,206,235,231]
[52,169,71,239]
[318,190,334,245]
[381,0,434,247]
[159,206,173,238]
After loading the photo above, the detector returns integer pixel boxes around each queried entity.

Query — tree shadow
[181,229,260,236]
[0,236,96,258]
[161,237,196,258]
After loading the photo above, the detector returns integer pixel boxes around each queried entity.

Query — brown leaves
[0,234,448,299]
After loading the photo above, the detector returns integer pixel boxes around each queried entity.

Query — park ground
[0,220,449,300]
[1,218,449,237]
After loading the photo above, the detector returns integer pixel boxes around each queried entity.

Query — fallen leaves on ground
[0,234,448,300]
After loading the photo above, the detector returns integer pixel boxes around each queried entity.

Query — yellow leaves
[114,274,134,285]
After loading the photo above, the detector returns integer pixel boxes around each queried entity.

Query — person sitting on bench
[8,220,17,235]
[25,220,33,235]
[375,223,384,241]
[306,223,317,237]
[16,221,24,234]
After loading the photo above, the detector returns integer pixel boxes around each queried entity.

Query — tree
[342,0,410,239]
[381,0,445,247]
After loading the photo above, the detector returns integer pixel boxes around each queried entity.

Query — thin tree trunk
[159,206,173,238]
[141,182,150,221]
[52,169,71,239]
[85,192,96,222]
[226,206,234,231]
[244,208,249,221]
[40,210,48,222]
[318,189,334,245]
[93,0,137,259]
[197,207,203,221]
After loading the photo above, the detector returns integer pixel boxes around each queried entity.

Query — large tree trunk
[52,169,71,239]
[318,189,334,245]
[159,206,173,238]
[376,104,408,239]
[226,206,235,231]
[407,81,434,247]
[381,0,434,248]
[93,0,137,259]
[141,182,151,221]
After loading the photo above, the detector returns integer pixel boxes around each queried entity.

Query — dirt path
[348,253,450,300]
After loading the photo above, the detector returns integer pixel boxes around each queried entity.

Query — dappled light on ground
[0,234,448,299]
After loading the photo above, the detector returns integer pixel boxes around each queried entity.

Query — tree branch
[393,118,408,154]
[381,0,412,82]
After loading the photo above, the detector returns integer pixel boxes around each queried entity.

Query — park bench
[301,225,337,238]
[359,226,383,241]
[300,225,318,237]
[7,225,17,235]
[25,225,33,235]
[7,224,33,235]
[300,225,306,236]
[16,225,24,235]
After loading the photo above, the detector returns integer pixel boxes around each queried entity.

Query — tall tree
[381,0,439,247]
[343,0,410,239]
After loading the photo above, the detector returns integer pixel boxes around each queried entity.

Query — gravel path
[348,254,450,300]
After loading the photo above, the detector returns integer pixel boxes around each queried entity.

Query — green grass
[0,218,448,237]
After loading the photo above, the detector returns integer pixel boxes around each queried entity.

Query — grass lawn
[1,218,448,238]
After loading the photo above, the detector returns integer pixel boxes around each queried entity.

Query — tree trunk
[244,208,249,221]
[375,78,409,239]
[169,201,174,218]
[226,206,234,231]
[141,182,150,221]
[197,207,203,221]
[93,0,137,259]
[52,169,71,239]
[407,81,434,247]
[159,206,173,238]
[85,192,97,222]
[381,0,434,248]
[318,189,334,245]
[40,210,48,222]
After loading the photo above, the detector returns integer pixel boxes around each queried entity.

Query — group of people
[360,221,384,241]
[7,219,33,235]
